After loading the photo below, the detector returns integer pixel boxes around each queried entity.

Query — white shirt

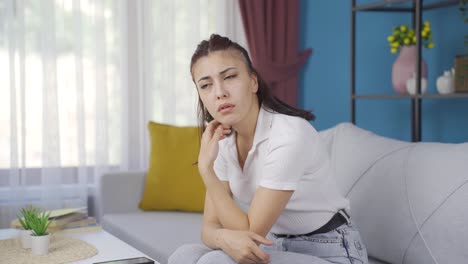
[213,106,350,235]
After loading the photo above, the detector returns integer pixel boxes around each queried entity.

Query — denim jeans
[169,222,369,264]
[263,222,369,264]
[169,244,334,264]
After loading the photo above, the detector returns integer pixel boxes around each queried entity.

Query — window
[0,0,125,174]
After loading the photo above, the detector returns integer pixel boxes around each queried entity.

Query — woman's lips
[219,105,235,114]
[218,103,235,113]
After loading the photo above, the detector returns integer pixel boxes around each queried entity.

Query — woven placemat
[0,234,98,264]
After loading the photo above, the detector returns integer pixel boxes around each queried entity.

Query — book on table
[11,207,90,232]
[58,221,102,233]
[64,216,97,228]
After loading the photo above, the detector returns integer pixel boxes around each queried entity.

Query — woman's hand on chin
[198,120,231,175]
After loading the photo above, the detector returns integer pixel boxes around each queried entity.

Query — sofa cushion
[102,211,203,264]
[328,123,468,264]
[368,257,388,264]
[324,123,410,196]
[139,122,205,212]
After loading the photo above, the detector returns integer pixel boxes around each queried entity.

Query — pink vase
[392,45,427,93]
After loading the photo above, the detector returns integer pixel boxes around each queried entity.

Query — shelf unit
[350,0,464,142]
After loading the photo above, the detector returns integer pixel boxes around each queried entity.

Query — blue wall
[299,0,468,143]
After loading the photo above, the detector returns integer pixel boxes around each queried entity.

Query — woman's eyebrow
[197,76,211,83]
[219,67,236,75]
[197,67,237,83]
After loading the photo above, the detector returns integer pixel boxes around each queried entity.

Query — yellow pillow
[139,122,206,212]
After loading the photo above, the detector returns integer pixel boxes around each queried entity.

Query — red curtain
[238,0,312,107]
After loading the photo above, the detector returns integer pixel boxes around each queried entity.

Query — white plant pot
[436,71,455,94]
[20,229,33,249]
[406,76,428,95]
[31,234,50,255]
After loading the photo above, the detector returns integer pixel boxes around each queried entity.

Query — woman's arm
[201,181,230,249]
[199,120,297,238]
[202,181,272,264]
[201,167,293,237]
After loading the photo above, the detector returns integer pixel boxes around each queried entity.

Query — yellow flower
[387,22,434,54]
[423,28,431,36]
[391,42,400,48]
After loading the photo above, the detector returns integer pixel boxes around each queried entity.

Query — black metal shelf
[353,93,468,99]
[353,0,458,12]
[350,0,465,142]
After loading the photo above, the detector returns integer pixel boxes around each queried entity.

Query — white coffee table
[0,228,158,264]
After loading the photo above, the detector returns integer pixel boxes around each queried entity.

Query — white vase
[436,70,455,94]
[20,229,33,249]
[31,234,50,255]
[406,72,428,95]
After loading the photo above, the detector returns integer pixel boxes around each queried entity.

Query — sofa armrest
[99,171,146,215]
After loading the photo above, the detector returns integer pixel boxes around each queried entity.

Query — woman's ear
[251,73,258,93]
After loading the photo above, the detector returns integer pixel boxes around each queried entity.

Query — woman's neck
[234,101,260,150]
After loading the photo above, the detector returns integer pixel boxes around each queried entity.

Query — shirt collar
[227,105,273,149]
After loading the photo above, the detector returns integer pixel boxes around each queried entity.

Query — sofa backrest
[319,123,468,264]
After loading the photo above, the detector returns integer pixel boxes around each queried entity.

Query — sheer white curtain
[0,0,128,228]
[0,0,246,228]
[130,0,247,170]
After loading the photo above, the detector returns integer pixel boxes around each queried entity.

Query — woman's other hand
[198,120,231,174]
[217,229,272,264]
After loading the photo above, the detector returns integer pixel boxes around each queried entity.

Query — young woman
[169,34,368,264]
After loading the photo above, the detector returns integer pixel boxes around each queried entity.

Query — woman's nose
[215,83,228,99]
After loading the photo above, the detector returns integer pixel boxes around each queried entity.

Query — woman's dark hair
[190,34,315,131]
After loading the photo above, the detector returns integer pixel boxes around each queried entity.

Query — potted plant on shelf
[387,21,434,93]
[28,210,52,255]
[16,205,40,249]
[455,0,468,92]
[460,0,468,53]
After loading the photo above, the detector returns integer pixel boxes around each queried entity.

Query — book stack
[11,207,102,233]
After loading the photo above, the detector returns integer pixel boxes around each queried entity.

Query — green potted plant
[387,21,435,93]
[29,211,51,255]
[460,0,468,53]
[16,205,40,249]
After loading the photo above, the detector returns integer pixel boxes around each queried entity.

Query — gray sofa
[99,123,468,264]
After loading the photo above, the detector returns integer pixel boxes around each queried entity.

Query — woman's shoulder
[270,111,318,138]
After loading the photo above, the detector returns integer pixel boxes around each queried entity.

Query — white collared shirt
[213,106,349,235]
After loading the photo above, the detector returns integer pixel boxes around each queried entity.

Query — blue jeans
[169,222,368,264]
[263,222,369,264]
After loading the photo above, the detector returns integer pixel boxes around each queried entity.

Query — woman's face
[192,50,258,126]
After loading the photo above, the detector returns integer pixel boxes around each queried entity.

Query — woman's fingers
[248,233,272,263]
[209,124,232,141]
[250,246,270,263]
[239,259,256,264]
[249,232,273,246]
[204,120,220,138]
[205,120,231,139]
[241,247,269,264]
[206,119,232,131]
[213,125,228,141]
